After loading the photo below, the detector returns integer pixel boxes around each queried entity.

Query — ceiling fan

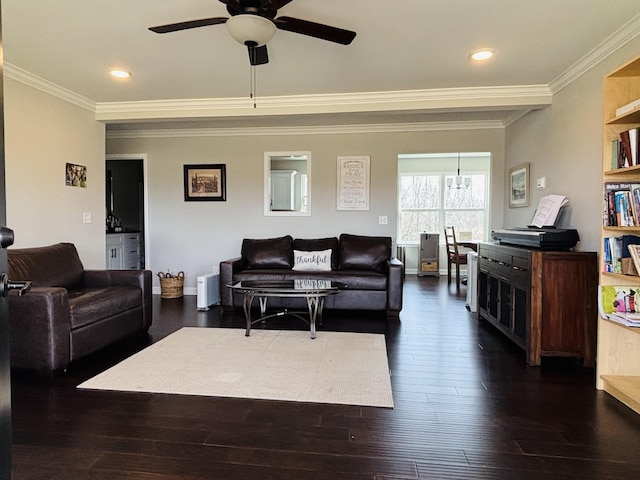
[149,0,357,66]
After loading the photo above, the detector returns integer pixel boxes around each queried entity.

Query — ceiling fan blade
[149,17,228,34]
[248,44,269,65]
[275,16,356,45]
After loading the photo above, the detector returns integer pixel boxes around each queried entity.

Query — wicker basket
[157,271,184,299]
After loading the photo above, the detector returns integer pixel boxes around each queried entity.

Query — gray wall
[504,36,640,253]
[107,128,506,290]
[7,36,640,289]
[4,77,106,267]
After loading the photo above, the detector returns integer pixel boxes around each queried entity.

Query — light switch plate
[378,216,388,225]
[82,212,92,224]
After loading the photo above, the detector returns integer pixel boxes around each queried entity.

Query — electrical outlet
[378,216,388,225]
[82,212,92,224]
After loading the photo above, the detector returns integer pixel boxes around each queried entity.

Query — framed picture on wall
[509,163,529,208]
[65,163,87,187]
[183,164,226,201]
[336,155,370,210]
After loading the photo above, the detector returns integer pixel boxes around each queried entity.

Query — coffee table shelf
[228,280,347,339]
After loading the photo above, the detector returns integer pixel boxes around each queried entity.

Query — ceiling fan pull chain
[250,64,257,108]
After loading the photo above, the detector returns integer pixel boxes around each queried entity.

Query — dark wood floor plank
[93,451,381,480]
[9,276,640,479]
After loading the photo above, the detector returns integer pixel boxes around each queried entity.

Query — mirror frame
[264,151,311,217]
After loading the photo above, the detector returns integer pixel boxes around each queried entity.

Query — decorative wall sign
[509,162,529,208]
[183,164,227,202]
[65,163,87,187]
[336,155,370,210]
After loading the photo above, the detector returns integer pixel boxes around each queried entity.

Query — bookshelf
[598,55,640,415]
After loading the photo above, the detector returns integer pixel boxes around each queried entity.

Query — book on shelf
[603,182,640,227]
[610,127,640,169]
[602,234,640,274]
[629,244,640,276]
[599,285,640,328]
[611,139,620,170]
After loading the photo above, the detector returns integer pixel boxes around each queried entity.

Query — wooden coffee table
[228,280,346,339]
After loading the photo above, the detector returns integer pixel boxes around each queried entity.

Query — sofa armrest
[8,287,71,373]
[220,257,243,308]
[387,258,404,315]
[82,270,153,330]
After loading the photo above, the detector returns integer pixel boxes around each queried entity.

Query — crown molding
[96,85,552,122]
[106,120,505,139]
[8,11,639,126]
[550,12,640,93]
[4,63,96,112]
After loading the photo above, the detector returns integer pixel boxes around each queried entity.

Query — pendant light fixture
[447,153,471,189]
[225,15,278,108]
[226,14,277,46]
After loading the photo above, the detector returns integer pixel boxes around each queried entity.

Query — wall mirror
[264,151,311,216]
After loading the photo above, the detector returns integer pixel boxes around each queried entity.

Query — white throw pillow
[292,249,332,271]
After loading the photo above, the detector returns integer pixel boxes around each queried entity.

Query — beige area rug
[78,327,394,408]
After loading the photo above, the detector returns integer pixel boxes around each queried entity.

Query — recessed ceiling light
[470,49,495,62]
[109,68,131,79]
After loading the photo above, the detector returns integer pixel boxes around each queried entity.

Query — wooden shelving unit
[598,55,640,415]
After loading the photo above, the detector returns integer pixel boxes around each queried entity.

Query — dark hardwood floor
[10,276,640,479]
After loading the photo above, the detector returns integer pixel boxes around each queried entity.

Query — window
[398,153,490,244]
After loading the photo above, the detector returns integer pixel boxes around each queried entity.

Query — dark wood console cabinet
[477,242,597,366]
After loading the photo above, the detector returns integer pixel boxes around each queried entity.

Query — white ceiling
[4,0,640,129]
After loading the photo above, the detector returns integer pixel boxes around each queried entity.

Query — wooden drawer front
[490,252,513,280]
[511,255,531,287]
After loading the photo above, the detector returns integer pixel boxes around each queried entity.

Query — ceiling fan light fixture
[226,14,277,46]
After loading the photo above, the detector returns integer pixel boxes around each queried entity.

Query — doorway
[105,155,148,269]
[0,3,13,475]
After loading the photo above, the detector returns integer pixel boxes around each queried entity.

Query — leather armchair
[8,243,152,374]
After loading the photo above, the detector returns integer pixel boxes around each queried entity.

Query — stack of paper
[530,194,569,228]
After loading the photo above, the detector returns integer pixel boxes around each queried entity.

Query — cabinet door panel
[478,270,489,312]
[513,286,528,342]
[488,276,499,319]
[499,280,511,328]
[540,258,587,352]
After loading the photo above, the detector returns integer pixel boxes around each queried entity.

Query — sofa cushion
[339,234,391,274]
[242,235,293,269]
[292,249,332,271]
[293,237,339,269]
[8,242,84,289]
[68,287,142,329]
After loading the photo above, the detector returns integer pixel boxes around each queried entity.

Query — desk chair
[444,226,468,290]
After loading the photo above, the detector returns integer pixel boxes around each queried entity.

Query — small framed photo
[65,163,87,187]
[183,164,226,202]
[509,163,529,208]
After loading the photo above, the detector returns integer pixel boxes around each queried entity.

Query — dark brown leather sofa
[7,242,152,374]
[220,234,403,317]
